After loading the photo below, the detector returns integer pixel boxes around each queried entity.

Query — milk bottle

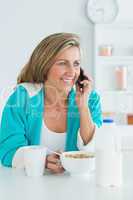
[95,119,122,187]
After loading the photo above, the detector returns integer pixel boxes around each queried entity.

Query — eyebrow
[56,59,80,62]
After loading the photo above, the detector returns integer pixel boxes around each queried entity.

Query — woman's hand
[75,73,95,144]
[45,153,64,174]
[75,74,93,110]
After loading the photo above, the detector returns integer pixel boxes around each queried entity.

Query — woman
[0,33,102,174]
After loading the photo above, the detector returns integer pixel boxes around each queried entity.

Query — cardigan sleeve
[0,86,29,167]
[12,146,28,169]
[88,90,103,128]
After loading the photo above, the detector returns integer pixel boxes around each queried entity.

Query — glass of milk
[96,150,122,187]
[95,119,122,187]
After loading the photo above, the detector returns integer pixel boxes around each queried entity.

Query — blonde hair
[17,33,80,84]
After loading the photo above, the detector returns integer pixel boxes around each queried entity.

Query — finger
[51,168,65,174]
[47,163,64,173]
[80,80,91,85]
[47,153,59,159]
[46,155,60,164]
[76,82,84,94]
[83,84,92,94]
[80,80,91,91]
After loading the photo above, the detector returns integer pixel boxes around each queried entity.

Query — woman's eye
[58,62,66,66]
[74,62,80,67]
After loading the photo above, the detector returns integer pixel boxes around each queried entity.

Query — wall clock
[86,0,119,24]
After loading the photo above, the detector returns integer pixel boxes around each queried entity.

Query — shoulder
[16,82,43,97]
[5,82,43,104]
[6,82,43,103]
[0,83,43,116]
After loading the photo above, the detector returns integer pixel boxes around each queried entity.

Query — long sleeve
[88,90,103,128]
[0,86,29,167]
[12,147,27,169]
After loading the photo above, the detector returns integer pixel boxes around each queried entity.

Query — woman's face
[45,46,81,96]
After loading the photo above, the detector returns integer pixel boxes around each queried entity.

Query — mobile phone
[76,68,89,89]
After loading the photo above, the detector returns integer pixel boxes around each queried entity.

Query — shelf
[97,90,133,95]
[94,21,133,115]
[97,56,133,65]
[95,22,133,30]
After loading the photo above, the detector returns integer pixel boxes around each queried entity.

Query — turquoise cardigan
[0,84,102,167]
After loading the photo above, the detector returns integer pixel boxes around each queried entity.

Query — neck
[44,84,68,107]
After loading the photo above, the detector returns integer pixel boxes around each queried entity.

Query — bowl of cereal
[60,151,95,175]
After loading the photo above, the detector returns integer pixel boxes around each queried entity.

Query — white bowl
[60,151,95,175]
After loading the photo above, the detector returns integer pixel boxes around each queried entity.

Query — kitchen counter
[0,164,133,200]
[0,125,133,200]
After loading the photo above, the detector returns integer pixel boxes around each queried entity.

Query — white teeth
[63,79,73,81]
[62,78,74,84]
[61,77,74,85]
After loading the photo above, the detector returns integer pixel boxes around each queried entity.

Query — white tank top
[40,120,66,153]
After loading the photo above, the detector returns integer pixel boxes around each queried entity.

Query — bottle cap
[103,119,114,123]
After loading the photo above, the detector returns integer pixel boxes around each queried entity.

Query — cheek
[48,67,64,80]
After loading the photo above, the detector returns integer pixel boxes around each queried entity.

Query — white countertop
[0,164,133,200]
[0,125,133,200]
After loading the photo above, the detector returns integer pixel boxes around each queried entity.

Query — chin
[61,86,73,97]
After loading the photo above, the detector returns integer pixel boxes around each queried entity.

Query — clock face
[87,0,119,24]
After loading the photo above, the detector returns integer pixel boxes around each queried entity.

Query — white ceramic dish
[60,151,95,175]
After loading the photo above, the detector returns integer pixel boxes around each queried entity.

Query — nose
[66,64,76,76]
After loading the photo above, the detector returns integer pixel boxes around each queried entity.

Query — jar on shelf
[127,114,133,125]
[115,66,127,90]
[99,45,113,56]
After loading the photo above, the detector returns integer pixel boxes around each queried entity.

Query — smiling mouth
[61,78,75,85]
